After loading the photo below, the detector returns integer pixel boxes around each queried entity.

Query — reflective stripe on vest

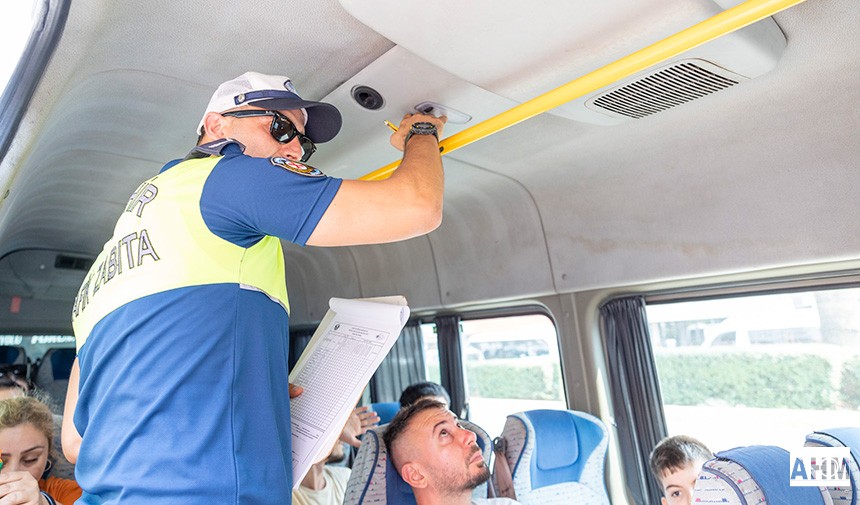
[71,155,289,349]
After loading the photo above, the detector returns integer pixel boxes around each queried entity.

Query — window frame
[602,270,860,504]
[428,305,567,421]
[0,0,72,164]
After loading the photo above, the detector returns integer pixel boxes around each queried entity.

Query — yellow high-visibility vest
[72,155,289,349]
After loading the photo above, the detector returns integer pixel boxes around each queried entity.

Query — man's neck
[300,461,328,491]
[414,488,473,505]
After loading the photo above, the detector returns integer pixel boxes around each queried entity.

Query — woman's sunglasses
[0,364,27,379]
[221,110,317,162]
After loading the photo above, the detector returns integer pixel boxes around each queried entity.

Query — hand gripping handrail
[360,0,807,181]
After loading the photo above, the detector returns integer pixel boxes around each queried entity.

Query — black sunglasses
[0,364,27,379]
[221,110,316,162]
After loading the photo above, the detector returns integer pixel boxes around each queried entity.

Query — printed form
[289,296,409,487]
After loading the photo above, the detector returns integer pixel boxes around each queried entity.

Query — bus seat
[34,348,75,413]
[0,345,27,365]
[343,420,493,505]
[371,402,400,425]
[805,427,860,505]
[493,409,609,504]
[693,445,831,504]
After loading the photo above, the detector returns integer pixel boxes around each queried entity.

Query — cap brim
[251,97,342,143]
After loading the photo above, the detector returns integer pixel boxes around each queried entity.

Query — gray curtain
[369,322,426,403]
[600,296,667,505]
[435,315,467,418]
[288,327,315,372]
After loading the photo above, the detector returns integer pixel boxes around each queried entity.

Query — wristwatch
[404,122,438,148]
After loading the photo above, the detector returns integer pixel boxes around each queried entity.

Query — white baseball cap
[197,71,342,143]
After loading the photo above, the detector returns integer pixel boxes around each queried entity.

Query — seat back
[805,427,860,505]
[343,419,492,505]
[0,346,29,387]
[496,409,609,505]
[0,345,27,365]
[34,348,75,413]
[693,445,830,504]
[371,401,401,425]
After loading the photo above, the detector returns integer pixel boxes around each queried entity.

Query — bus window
[420,322,441,384]
[646,288,860,452]
[0,334,75,362]
[459,313,565,436]
[0,0,38,91]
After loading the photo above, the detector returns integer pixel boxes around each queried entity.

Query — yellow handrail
[360,0,807,181]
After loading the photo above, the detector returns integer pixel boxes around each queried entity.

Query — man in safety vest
[63,71,446,504]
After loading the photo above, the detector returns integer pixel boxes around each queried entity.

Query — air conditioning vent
[588,60,740,120]
[54,254,93,271]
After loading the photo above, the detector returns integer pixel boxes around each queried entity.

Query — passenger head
[649,435,713,505]
[383,399,488,499]
[399,381,451,409]
[0,396,56,481]
[196,71,341,161]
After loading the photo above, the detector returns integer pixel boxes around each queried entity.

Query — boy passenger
[649,435,713,505]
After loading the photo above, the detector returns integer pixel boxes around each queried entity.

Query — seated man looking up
[399,381,450,409]
[649,435,713,505]
[383,399,520,505]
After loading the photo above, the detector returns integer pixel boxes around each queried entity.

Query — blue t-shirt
[73,141,341,504]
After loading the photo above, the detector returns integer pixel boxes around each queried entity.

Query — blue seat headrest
[51,348,76,380]
[0,346,21,364]
[522,410,606,489]
[814,427,860,464]
[372,402,401,426]
[527,410,580,469]
[385,455,417,504]
[716,446,824,504]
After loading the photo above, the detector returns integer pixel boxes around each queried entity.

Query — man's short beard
[461,464,491,491]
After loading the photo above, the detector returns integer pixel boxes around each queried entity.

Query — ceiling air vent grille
[589,61,740,119]
[54,254,94,271]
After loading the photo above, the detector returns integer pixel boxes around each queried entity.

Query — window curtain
[435,315,467,418]
[600,296,667,505]
[369,322,426,403]
[288,327,316,372]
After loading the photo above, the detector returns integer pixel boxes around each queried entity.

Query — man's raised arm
[306,113,446,247]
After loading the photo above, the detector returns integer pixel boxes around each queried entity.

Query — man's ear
[202,111,226,139]
[400,462,428,489]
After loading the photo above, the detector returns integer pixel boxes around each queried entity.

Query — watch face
[405,122,439,148]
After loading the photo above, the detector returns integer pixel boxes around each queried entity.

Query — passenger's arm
[306,114,446,247]
[61,358,82,463]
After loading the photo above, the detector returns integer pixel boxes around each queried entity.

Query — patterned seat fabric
[495,409,609,505]
[0,345,27,365]
[693,445,831,504]
[805,427,860,505]
[343,420,493,505]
